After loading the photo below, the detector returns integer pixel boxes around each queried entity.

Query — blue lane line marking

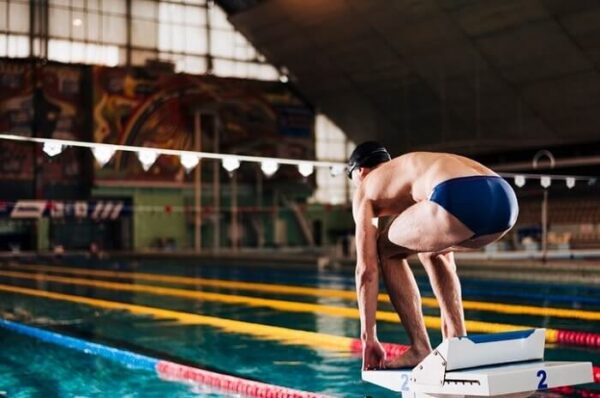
[0,319,158,372]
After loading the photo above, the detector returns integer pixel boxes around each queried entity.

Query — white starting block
[362,329,593,398]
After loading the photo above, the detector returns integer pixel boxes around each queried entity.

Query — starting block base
[362,329,593,398]
[363,361,592,398]
[362,369,412,393]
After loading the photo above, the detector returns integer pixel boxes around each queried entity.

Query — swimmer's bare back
[357,152,498,218]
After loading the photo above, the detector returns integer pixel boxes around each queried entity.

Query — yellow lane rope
[0,283,354,353]
[6,264,600,322]
[0,270,555,341]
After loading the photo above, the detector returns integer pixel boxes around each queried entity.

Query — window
[0,34,29,57]
[0,0,30,58]
[311,114,355,205]
[47,0,125,66]
[208,4,277,79]
[2,0,279,80]
[48,39,119,66]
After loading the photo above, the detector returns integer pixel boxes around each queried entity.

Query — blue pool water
[0,257,598,397]
[0,327,228,397]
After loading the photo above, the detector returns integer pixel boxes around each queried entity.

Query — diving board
[362,329,593,398]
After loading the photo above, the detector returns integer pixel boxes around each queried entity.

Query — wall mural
[0,60,314,189]
[0,61,34,181]
[38,64,87,190]
[92,66,314,183]
[0,60,87,192]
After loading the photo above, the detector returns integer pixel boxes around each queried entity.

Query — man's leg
[377,217,432,368]
[385,202,473,343]
[387,202,475,253]
[379,253,432,368]
[418,251,466,338]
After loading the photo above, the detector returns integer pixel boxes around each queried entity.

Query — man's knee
[417,252,434,262]
[417,252,437,274]
[418,251,457,272]
[418,251,444,265]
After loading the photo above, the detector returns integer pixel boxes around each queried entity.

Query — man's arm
[353,191,381,351]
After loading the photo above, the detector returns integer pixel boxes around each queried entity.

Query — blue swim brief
[429,176,519,238]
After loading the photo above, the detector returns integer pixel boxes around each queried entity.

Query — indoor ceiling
[219,0,600,159]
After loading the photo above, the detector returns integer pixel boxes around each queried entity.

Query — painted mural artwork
[0,59,314,189]
[38,64,87,188]
[0,61,34,181]
[0,60,86,188]
[92,66,314,183]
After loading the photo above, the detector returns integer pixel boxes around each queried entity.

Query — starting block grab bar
[363,329,593,398]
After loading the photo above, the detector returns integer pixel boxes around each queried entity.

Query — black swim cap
[347,141,391,179]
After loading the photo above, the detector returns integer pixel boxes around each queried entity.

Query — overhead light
[261,159,279,177]
[92,146,115,167]
[180,153,199,173]
[540,176,551,188]
[514,175,526,188]
[279,66,289,83]
[298,163,314,177]
[137,149,158,171]
[566,177,575,189]
[329,165,345,177]
[43,142,63,157]
[222,157,240,172]
[331,196,343,205]
[72,18,82,27]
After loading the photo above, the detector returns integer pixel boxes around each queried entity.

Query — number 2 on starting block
[399,373,409,392]
[537,369,548,389]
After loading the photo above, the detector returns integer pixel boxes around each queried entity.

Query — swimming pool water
[0,257,598,397]
[0,327,230,397]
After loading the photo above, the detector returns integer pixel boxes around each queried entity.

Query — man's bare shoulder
[372,152,428,176]
[391,151,448,161]
[390,151,481,170]
[390,151,496,185]
[351,185,372,221]
[360,159,414,198]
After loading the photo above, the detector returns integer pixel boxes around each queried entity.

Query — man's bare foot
[383,347,430,369]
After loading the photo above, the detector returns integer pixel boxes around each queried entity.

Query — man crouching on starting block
[348,142,519,370]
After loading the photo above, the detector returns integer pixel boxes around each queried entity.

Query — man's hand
[362,339,386,370]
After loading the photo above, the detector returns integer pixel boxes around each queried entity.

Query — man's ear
[358,167,370,178]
